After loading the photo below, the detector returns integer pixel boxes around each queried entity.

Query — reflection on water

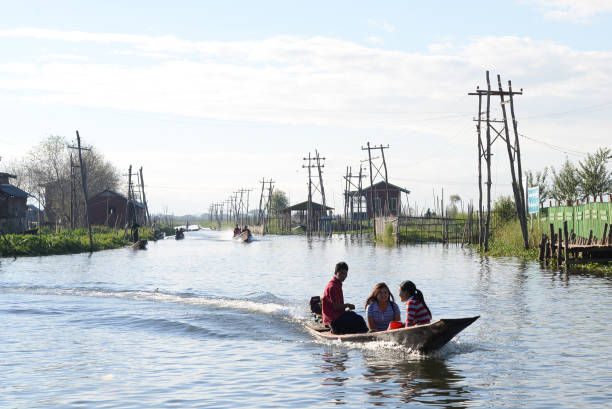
[314,346,470,408]
[2,231,612,408]
[362,351,468,408]
[317,349,350,405]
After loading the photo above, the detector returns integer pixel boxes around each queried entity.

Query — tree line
[526,146,612,206]
[4,135,121,229]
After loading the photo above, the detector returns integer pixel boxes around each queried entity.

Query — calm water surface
[1,230,611,408]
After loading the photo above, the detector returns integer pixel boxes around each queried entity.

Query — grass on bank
[481,219,611,274]
[0,226,156,257]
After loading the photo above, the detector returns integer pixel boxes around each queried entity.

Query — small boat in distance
[132,240,147,250]
[233,230,252,242]
[175,228,185,240]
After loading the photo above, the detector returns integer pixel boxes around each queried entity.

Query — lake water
[1,229,611,408]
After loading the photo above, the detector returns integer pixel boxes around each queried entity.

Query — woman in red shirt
[398,280,432,327]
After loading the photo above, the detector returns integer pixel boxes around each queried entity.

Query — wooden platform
[539,221,612,266]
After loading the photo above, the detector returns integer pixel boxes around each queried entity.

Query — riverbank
[0,226,156,257]
[478,219,612,274]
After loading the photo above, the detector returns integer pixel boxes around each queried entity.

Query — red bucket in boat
[388,321,405,330]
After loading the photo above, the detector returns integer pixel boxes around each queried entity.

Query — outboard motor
[310,296,322,316]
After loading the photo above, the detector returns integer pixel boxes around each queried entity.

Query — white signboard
[527,186,540,214]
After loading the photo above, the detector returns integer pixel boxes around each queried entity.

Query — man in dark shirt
[322,261,368,334]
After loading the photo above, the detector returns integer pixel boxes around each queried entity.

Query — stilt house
[0,173,29,233]
[87,189,146,228]
[349,181,410,217]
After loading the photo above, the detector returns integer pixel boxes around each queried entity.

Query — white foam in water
[4,285,303,319]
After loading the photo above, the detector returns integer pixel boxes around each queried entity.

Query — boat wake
[1,285,304,319]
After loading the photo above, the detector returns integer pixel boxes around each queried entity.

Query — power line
[518,133,587,157]
[522,100,612,120]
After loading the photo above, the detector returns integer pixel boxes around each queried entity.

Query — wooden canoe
[233,231,252,242]
[131,240,147,249]
[304,316,479,353]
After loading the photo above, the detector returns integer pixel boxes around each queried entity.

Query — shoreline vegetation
[476,219,612,275]
[0,226,158,257]
[3,220,609,275]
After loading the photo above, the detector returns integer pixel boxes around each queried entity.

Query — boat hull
[305,316,479,353]
[131,240,147,249]
[233,231,252,242]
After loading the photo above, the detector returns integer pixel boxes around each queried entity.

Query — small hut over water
[282,201,334,232]
[348,181,410,217]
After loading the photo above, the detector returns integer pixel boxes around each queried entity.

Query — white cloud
[367,18,396,32]
[1,29,611,138]
[365,36,384,44]
[524,0,612,22]
[428,41,455,53]
[39,54,91,62]
[1,28,611,212]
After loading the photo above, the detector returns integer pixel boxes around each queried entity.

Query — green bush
[493,195,517,223]
[0,227,156,257]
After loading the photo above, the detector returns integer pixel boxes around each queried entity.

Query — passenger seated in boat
[233,225,240,235]
[364,282,401,332]
[396,280,432,327]
[321,261,368,334]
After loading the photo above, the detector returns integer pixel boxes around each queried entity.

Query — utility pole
[245,189,252,226]
[75,131,93,252]
[67,142,91,229]
[469,71,526,251]
[257,178,274,234]
[379,144,391,216]
[344,166,350,233]
[139,167,150,226]
[505,77,528,249]
[315,150,328,237]
[303,152,314,236]
[303,151,326,236]
[124,165,141,229]
[476,86,483,249]
[343,165,367,235]
[361,142,390,237]
[266,180,274,233]
[69,152,77,229]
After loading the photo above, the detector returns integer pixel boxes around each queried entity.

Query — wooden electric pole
[139,167,150,226]
[75,131,93,252]
[361,142,390,237]
[469,71,526,251]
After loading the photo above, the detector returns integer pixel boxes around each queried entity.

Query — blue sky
[1,1,612,214]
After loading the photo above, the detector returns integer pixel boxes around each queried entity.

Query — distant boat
[175,230,185,240]
[132,240,147,250]
[233,230,252,242]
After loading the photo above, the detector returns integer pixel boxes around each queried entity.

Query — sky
[1,0,612,215]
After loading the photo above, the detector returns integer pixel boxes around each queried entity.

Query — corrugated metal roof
[283,201,334,212]
[0,184,29,198]
[348,181,410,195]
[89,189,145,208]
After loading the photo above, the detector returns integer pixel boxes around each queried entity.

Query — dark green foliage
[577,147,612,199]
[270,190,289,216]
[0,227,154,257]
[493,195,517,223]
[551,158,580,202]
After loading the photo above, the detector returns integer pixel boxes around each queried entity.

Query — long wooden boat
[233,231,252,242]
[131,240,147,250]
[304,316,479,353]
